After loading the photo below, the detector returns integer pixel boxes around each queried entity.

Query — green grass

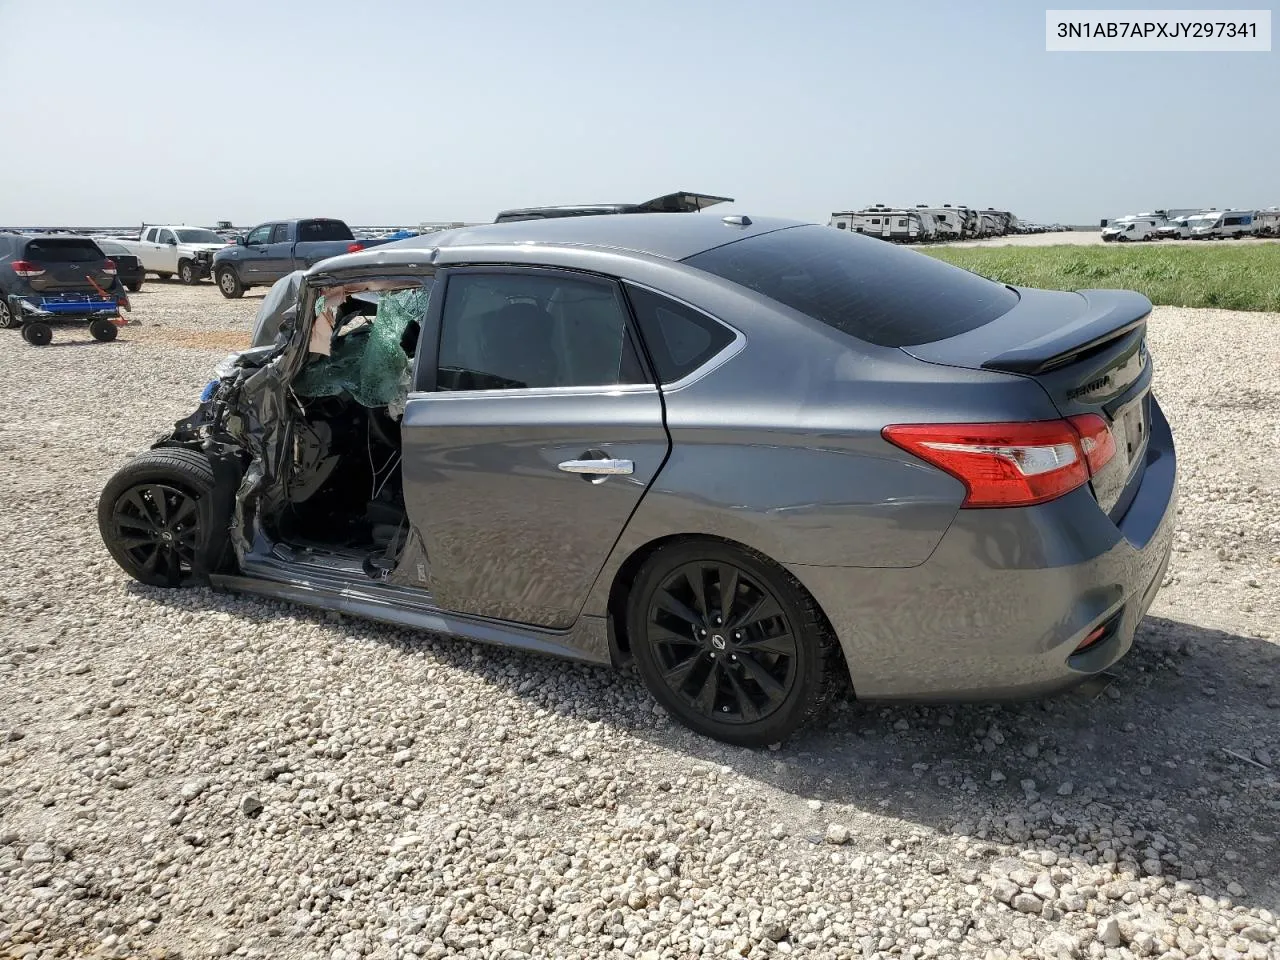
[918,243,1280,313]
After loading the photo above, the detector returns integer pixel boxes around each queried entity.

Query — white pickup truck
[106,225,230,284]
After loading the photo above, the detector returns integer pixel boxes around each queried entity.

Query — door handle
[558,458,634,476]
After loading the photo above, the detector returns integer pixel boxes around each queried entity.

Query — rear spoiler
[632,191,735,213]
[980,289,1151,375]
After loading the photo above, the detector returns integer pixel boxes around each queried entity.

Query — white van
[1255,208,1280,237]
[1102,218,1160,242]
[1190,210,1256,240]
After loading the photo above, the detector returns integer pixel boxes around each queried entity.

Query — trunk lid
[23,238,117,293]
[902,286,1154,518]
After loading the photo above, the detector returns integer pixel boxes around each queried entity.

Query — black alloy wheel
[110,483,200,583]
[629,541,842,746]
[98,447,232,587]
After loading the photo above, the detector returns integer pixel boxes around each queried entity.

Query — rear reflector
[1074,623,1109,653]
[102,259,117,276]
[346,242,364,253]
[882,418,1115,508]
[11,260,44,278]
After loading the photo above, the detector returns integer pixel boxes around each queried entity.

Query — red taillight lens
[883,419,1101,508]
[347,242,364,253]
[1068,413,1116,475]
[102,259,117,276]
[11,259,44,278]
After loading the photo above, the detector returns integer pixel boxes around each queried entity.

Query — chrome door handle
[558,458,634,476]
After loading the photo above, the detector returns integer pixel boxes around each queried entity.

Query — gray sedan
[97,214,1177,746]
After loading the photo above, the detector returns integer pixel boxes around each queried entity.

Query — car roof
[313,213,806,273]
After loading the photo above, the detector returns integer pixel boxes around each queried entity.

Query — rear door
[400,266,670,628]
[22,238,116,294]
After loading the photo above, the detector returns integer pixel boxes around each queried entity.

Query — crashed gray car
[97,214,1177,746]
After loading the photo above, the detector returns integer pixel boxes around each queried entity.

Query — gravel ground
[2,282,1278,960]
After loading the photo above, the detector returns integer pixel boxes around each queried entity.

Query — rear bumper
[788,397,1178,700]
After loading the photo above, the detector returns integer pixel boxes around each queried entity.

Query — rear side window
[624,284,734,383]
[298,220,353,242]
[23,239,104,263]
[683,224,1019,348]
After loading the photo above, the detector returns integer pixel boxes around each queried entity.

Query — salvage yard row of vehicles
[1102,207,1280,241]
[827,204,1066,243]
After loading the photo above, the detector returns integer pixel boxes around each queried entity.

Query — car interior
[274,281,427,578]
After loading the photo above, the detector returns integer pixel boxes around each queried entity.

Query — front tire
[0,298,17,329]
[97,448,232,587]
[627,540,844,747]
[178,260,200,285]
[21,321,52,346]
[216,267,244,299]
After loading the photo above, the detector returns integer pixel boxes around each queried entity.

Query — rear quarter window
[298,220,354,242]
[682,224,1019,348]
[624,284,734,383]
[23,239,105,263]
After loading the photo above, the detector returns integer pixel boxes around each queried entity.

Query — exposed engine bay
[157,274,432,581]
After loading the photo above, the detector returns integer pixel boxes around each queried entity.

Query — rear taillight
[346,242,364,253]
[11,260,44,278]
[1068,413,1116,475]
[882,417,1115,508]
[102,259,117,276]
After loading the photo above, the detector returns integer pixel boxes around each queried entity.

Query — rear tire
[126,281,142,293]
[89,318,119,342]
[21,322,52,346]
[97,447,233,587]
[626,539,844,747]
[216,267,244,299]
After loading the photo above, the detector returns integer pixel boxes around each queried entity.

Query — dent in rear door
[397,266,671,629]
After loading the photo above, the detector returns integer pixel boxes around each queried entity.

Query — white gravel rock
[1,290,1279,957]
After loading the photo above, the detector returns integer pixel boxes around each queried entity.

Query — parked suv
[0,233,128,345]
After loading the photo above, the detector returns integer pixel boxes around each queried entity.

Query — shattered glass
[293,286,427,415]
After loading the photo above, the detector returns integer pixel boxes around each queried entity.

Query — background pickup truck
[106,226,230,285]
[211,218,391,299]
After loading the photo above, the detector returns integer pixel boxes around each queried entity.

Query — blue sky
[0,0,1275,226]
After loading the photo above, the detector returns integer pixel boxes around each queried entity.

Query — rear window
[683,224,1019,348]
[298,220,354,242]
[23,239,105,263]
[95,240,128,256]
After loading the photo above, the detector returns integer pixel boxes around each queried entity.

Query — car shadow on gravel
[130,582,1280,911]
[636,614,1280,912]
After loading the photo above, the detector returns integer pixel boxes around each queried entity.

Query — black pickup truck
[211,218,391,299]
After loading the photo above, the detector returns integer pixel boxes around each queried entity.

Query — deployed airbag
[293,286,428,413]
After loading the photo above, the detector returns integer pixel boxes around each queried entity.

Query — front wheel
[216,268,244,299]
[178,260,200,285]
[627,540,844,747]
[0,298,18,328]
[21,321,52,346]
[89,318,119,342]
[97,447,233,587]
